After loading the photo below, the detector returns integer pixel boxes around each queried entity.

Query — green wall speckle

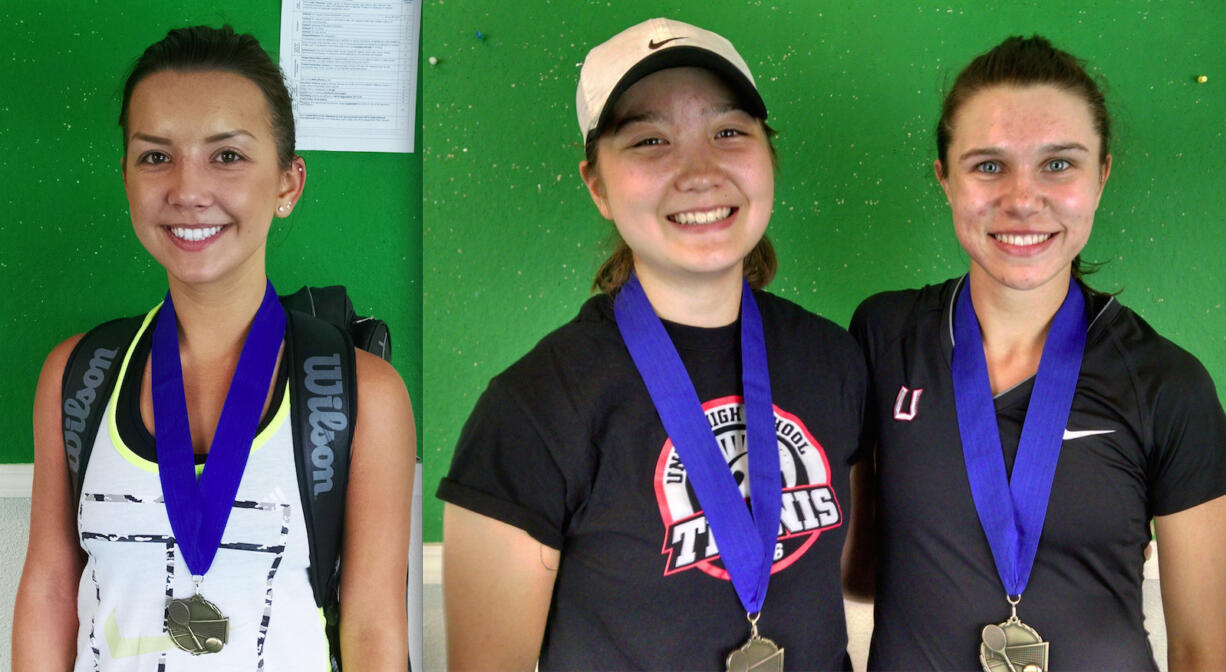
[1,1,422,462]
[424,0,1226,542]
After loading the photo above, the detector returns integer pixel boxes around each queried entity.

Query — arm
[339,350,416,670]
[13,336,86,671]
[443,504,559,672]
[1154,493,1226,671]
[841,455,876,602]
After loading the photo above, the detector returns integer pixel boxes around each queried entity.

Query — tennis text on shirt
[654,397,842,578]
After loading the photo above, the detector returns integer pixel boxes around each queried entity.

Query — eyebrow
[958,142,1090,161]
[609,103,744,136]
[128,129,257,145]
[609,112,663,136]
[205,129,257,143]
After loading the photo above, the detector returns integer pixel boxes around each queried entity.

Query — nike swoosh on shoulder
[1062,429,1116,441]
[648,37,685,49]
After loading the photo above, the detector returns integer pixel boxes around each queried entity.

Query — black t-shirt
[850,277,1226,671]
[439,291,869,671]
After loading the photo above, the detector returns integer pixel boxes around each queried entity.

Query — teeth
[170,226,223,242]
[994,232,1053,246]
[671,207,732,225]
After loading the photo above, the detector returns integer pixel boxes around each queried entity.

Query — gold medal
[978,596,1048,672]
[726,612,784,672]
[165,593,228,655]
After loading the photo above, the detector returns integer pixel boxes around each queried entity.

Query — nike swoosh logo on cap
[648,37,685,50]
[1063,429,1116,441]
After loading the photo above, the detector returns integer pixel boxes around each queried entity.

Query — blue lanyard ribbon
[952,275,1086,596]
[614,274,780,614]
[152,279,286,577]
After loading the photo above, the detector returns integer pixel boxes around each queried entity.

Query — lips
[667,206,735,226]
[163,224,228,249]
[991,232,1055,246]
[986,230,1062,259]
[169,225,224,241]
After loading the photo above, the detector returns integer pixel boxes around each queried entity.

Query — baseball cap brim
[587,46,768,144]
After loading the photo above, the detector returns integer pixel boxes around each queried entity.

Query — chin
[162,256,243,287]
[680,258,748,281]
[167,268,225,287]
[982,266,1072,293]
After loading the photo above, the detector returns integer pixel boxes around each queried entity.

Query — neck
[633,263,745,328]
[967,265,1073,394]
[165,262,269,360]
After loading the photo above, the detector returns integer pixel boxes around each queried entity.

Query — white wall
[0,495,31,671]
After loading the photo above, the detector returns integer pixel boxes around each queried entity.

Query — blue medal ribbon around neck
[614,274,780,614]
[952,275,1086,596]
[152,279,286,578]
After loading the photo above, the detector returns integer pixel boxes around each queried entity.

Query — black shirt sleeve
[849,292,904,463]
[437,374,574,549]
[1144,347,1226,516]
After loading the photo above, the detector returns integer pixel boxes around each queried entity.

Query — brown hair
[937,35,1111,282]
[120,25,296,169]
[585,86,779,294]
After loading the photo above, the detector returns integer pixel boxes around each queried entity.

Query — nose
[674,142,723,192]
[167,160,213,209]
[1000,171,1042,218]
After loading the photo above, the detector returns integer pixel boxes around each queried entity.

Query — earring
[278,204,289,213]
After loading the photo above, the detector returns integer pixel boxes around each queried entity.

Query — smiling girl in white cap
[441,18,868,671]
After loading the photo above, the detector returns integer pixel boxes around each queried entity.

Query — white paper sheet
[280,0,420,153]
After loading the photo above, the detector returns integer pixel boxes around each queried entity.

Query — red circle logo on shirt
[653,396,842,579]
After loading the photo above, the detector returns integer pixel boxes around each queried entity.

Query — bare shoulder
[34,334,87,431]
[41,334,86,385]
[353,349,413,417]
[352,349,416,458]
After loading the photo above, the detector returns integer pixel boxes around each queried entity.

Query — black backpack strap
[281,285,391,363]
[281,284,389,671]
[61,316,144,504]
[351,316,391,361]
[285,309,355,668]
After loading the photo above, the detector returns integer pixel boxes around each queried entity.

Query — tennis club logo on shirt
[893,385,923,421]
[653,396,842,579]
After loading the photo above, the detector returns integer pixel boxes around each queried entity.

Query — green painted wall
[1,2,422,462]
[423,0,1226,542]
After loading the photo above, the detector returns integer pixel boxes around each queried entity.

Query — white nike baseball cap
[575,18,767,143]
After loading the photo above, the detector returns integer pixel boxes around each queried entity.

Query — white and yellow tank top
[74,308,329,671]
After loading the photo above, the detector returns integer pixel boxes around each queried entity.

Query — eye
[1045,158,1071,172]
[974,160,1002,175]
[215,149,246,164]
[631,136,666,148]
[138,151,170,165]
[715,127,745,139]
